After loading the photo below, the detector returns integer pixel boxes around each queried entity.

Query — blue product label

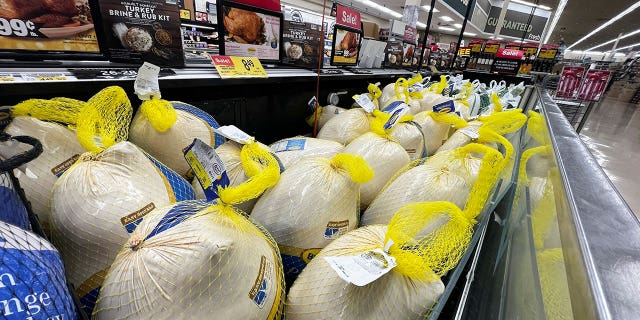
[433,100,456,113]
[281,254,307,281]
[272,139,306,153]
[0,242,77,319]
[383,104,409,130]
[183,139,230,202]
[146,154,196,202]
[308,96,318,111]
[145,200,210,241]
[442,84,454,97]
[382,100,404,113]
[172,102,225,147]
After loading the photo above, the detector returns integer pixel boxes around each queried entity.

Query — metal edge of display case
[538,88,640,320]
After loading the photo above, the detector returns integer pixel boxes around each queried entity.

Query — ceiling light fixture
[352,0,403,18]
[417,22,426,28]
[567,1,640,50]
[543,0,568,43]
[453,23,462,28]
[464,32,477,36]
[586,29,640,51]
[616,41,640,51]
[438,26,456,31]
[421,5,440,13]
[511,0,552,10]
[440,16,454,22]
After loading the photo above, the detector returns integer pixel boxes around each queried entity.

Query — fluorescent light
[617,41,640,51]
[417,22,426,28]
[544,0,568,43]
[440,16,454,22]
[496,37,504,40]
[353,0,402,18]
[567,1,640,49]
[453,23,462,28]
[464,32,477,36]
[511,0,552,10]
[586,29,640,51]
[421,5,440,13]
[438,26,456,31]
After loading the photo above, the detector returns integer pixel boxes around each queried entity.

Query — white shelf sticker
[134,62,161,101]
[353,94,376,113]
[215,125,253,144]
[324,248,397,286]
[20,72,67,82]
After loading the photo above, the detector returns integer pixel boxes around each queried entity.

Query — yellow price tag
[0,77,14,82]
[36,76,67,81]
[180,9,191,19]
[211,55,268,79]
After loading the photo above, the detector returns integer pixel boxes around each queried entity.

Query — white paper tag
[353,94,376,113]
[459,126,480,139]
[271,138,306,152]
[214,125,253,144]
[134,62,161,101]
[324,248,397,286]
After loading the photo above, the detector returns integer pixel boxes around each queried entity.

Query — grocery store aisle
[579,97,640,216]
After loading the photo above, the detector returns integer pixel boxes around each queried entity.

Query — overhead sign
[496,48,524,60]
[470,39,484,53]
[484,6,548,42]
[442,0,474,18]
[491,49,524,75]
[335,4,361,30]
[538,43,559,59]
[458,47,471,56]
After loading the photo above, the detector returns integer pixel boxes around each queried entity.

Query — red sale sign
[496,48,524,60]
[233,0,280,12]
[210,55,234,66]
[336,4,361,30]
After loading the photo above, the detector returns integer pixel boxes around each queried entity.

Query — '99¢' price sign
[0,18,40,37]
[211,55,267,79]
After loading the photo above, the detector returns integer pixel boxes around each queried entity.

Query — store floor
[579,96,640,217]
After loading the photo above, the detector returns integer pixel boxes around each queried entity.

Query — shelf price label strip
[210,55,268,79]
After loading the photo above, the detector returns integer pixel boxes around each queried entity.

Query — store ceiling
[369,0,640,53]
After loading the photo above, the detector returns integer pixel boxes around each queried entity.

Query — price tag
[180,9,191,19]
[459,126,480,139]
[211,55,268,79]
[324,248,397,286]
[0,18,40,37]
[134,62,161,100]
[20,73,67,82]
[214,125,253,144]
[0,73,15,81]
[184,138,229,201]
[353,94,376,113]
[383,101,409,130]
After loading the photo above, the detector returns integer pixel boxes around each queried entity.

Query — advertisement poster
[402,42,416,67]
[384,40,403,68]
[470,39,484,53]
[95,0,184,66]
[331,27,360,66]
[523,42,539,56]
[506,42,521,50]
[556,66,585,99]
[222,4,281,62]
[538,43,559,59]
[0,0,99,52]
[282,20,321,68]
[578,69,611,102]
[484,40,501,54]
[491,48,523,75]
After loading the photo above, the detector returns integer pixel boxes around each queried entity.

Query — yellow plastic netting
[76,86,132,152]
[429,75,449,94]
[12,97,86,125]
[385,202,474,280]
[138,97,178,133]
[490,93,503,112]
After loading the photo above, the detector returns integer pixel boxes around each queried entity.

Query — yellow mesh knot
[367,83,382,100]
[12,97,86,125]
[330,153,374,184]
[428,111,468,129]
[478,109,527,135]
[490,93,503,112]
[527,111,547,145]
[384,202,474,280]
[398,114,414,123]
[394,78,409,101]
[76,86,132,152]
[455,143,504,220]
[306,106,323,127]
[457,82,474,101]
[140,98,178,133]
[429,75,449,94]
[218,141,280,205]
[369,110,394,140]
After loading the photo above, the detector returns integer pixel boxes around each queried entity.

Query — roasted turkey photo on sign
[224,7,266,45]
[335,29,359,58]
